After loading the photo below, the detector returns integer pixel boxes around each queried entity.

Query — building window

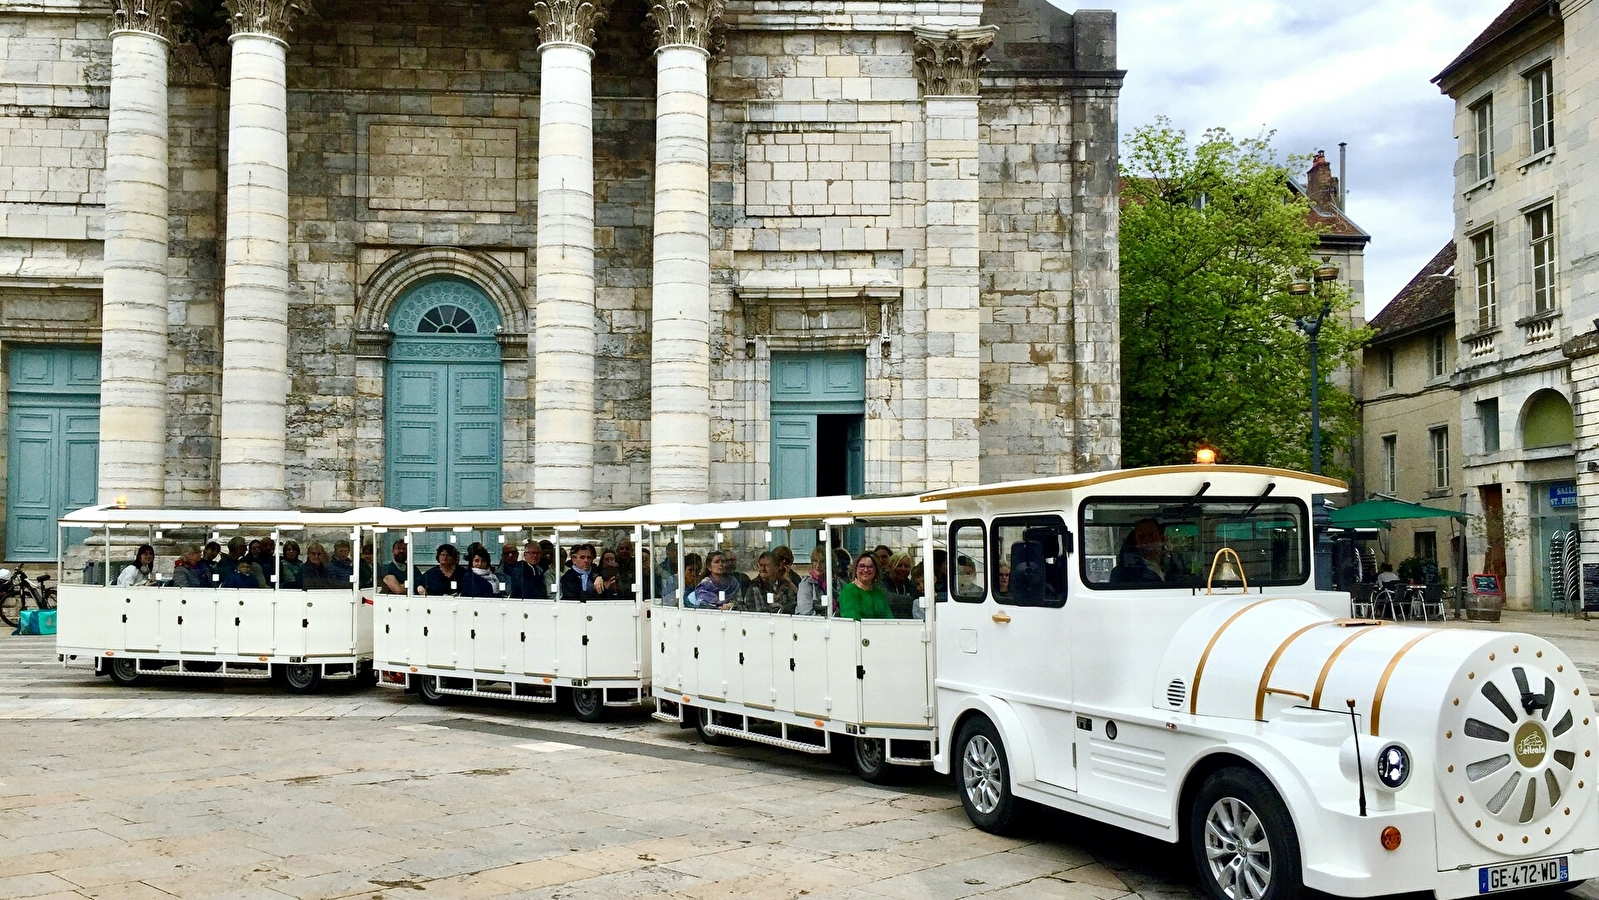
[1477,398,1500,453]
[1430,332,1447,379]
[1381,435,1397,494]
[1414,531,1438,562]
[1529,204,1556,314]
[1473,97,1494,180]
[1382,349,1395,389]
[1528,64,1554,155]
[1473,230,1496,329]
[1430,426,1450,490]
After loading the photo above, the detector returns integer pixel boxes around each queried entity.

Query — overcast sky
[1065,0,1509,316]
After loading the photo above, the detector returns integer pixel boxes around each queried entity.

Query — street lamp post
[1291,263,1339,591]
[1290,263,1340,475]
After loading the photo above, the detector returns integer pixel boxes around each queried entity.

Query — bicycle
[0,564,49,629]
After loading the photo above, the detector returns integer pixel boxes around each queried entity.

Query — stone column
[99,0,178,507]
[531,0,611,508]
[646,0,720,504]
[913,26,993,490]
[218,0,310,509]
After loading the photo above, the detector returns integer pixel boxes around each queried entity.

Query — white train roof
[58,505,398,528]
[921,465,1346,506]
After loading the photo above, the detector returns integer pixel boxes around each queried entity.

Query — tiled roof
[1435,0,1559,84]
[1293,180,1369,240]
[1369,241,1457,343]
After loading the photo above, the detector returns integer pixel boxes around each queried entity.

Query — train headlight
[1377,743,1411,790]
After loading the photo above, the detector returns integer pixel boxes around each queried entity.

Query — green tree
[1119,120,1367,476]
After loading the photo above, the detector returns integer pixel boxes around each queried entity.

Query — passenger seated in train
[956,555,980,595]
[201,541,222,579]
[221,558,260,589]
[300,542,343,589]
[739,551,797,613]
[467,547,504,595]
[690,551,740,608]
[882,552,917,598]
[772,545,801,588]
[504,542,549,599]
[359,542,376,590]
[1108,518,1189,586]
[279,540,304,589]
[380,539,422,594]
[677,552,702,605]
[169,544,210,588]
[839,552,894,620]
[418,543,495,597]
[721,549,751,593]
[559,543,621,599]
[116,543,158,587]
[794,547,828,615]
[226,537,267,588]
[327,540,355,582]
[250,537,276,578]
[931,549,948,603]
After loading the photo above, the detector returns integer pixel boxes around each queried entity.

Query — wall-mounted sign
[1550,481,1578,509]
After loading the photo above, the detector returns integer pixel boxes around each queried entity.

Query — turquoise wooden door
[385,278,503,510]
[769,352,865,501]
[7,346,100,559]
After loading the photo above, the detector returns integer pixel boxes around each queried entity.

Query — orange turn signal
[1380,826,1401,851]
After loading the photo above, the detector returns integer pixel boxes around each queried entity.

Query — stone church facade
[0,0,1121,545]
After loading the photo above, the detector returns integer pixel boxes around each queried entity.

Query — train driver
[1109,518,1184,585]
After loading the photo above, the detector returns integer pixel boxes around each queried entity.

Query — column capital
[531,0,612,49]
[647,0,724,54]
[912,24,997,97]
[223,0,313,42]
[111,0,181,42]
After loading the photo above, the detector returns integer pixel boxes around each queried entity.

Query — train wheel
[106,657,145,687]
[849,736,896,784]
[694,707,729,745]
[571,688,607,723]
[281,664,322,694]
[955,717,1027,835]
[1189,767,1302,900]
[417,675,449,705]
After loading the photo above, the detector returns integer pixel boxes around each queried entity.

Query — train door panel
[693,611,728,700]
[521,600,559,677]
[373,596,403,664]
[826,619,862,723]
[273,591,309,659]
[122,590,161,651]
[739,615,779,710]
[453,601,482,672]
[235,593,274,656]
[552,602,586,680]
[858,620,932,728]
[481,602,515,675]
[790,616,830,717]
[422,600,455,669]
[584,600,639,680]
[654,606,682,693]
[175,593,218,655]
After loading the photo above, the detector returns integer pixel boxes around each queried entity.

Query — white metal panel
[123,590,161,651]
[472,600,512,674]
[791,616,830,717]
[520,600,559,677]
[652,606,681,693]
[56,585,124,650]
[452,601,480,671]
[373,595,404,665]
[420,599,455,669]
[552,602,585,678]
[174,593,218,654]
[582,600,641,680]
[234,591,274,656]
[299,591,360,657]
[690,609,728,700]
[826,619,861,723]
[772,618,796,713]
[273,592,309,659]
[739,614,779,709]
[859,620,932,727]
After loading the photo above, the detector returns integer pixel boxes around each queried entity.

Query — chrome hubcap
[961,734,1003,815]
[1205,797,1272,900]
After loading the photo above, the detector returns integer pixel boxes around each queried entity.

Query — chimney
[1306,150,1341,209]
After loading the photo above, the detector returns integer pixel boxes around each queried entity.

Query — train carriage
[646,494,945,782]
[54,506,383,691]
[367,506,654,719]
[926,464,1599,900]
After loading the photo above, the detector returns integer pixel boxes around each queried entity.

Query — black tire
[571,687,608,723]
[1189,767,1303,900]
[954,716,1029,835]
[107,657,145,687]
[694,707,729,745]
[39,588,56,611]
[417,674,449,705]
[0,589,19,627]
[849,736,897,784]
[281,664,322,694]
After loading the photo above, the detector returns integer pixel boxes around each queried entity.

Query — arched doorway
[385,277,503,510]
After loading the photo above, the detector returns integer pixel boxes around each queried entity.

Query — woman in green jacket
[838,552,894,620]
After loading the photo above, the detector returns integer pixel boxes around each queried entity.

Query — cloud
[1058,0,1507,314]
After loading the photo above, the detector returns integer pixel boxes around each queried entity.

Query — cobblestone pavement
[0,635,1193,900]
[4,614,1599,900]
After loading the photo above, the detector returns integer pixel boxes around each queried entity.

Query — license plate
[1479,856,1568,893]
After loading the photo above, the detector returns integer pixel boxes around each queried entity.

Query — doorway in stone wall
[384,277,503,510]
[5,346,99,560]
[769,352,865,502]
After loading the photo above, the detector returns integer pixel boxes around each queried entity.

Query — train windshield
[1079,496,1309,589]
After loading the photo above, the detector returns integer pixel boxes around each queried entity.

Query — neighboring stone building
[0,0,1124,557]
[1359,241,1465,578]
[1434,0,1589,610]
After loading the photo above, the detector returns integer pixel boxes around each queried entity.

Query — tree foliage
[1119,121,1368,476]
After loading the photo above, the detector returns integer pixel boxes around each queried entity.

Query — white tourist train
[51,463,1599,900]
